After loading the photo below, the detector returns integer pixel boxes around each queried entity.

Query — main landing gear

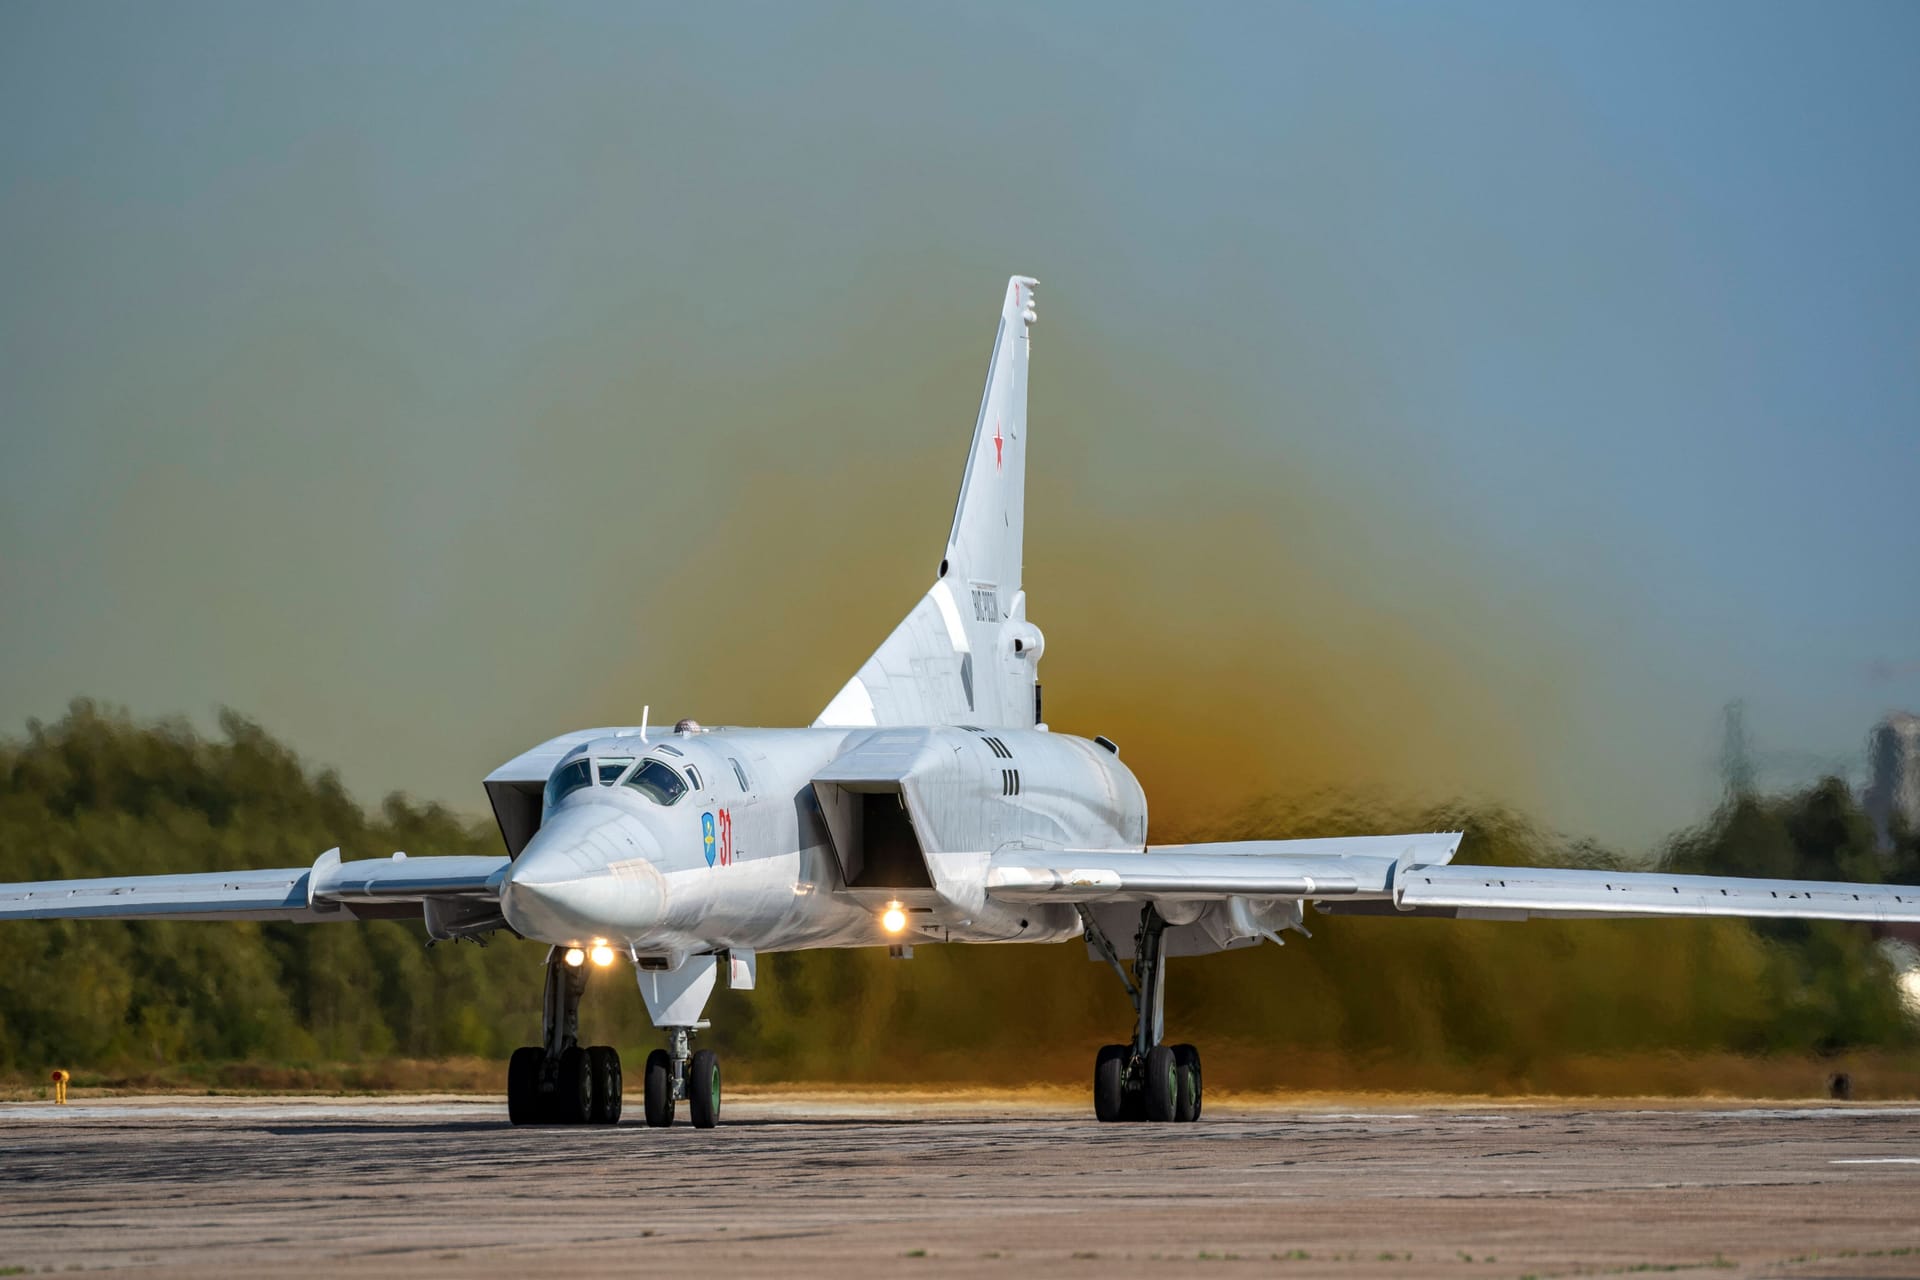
[507,947,624,1125]
[1080,904,1203,1123]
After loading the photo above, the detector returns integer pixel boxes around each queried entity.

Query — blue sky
[2,2,1916,849]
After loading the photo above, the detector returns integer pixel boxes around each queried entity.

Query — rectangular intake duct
[811,730,940,891]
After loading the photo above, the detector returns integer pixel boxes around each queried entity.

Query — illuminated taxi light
[590,943,617,968]
[563,947,586,968]
[881,905,909,935]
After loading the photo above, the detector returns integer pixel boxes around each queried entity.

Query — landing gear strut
[1080,904,1203,1123]
[642,1025,723,1128]
[505,948,624,1125]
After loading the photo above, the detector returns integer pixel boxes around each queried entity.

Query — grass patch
[1526,1255,1742,1278]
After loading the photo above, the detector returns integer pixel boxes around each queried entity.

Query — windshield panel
[544,758,595,811]
[623,759,688,806]
[596,757,634,785]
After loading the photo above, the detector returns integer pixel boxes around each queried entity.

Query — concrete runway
[3,1096,1919,1278]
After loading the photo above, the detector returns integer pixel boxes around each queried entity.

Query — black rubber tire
[1093,1044,1129,1122]
[1173,1043,1202,1122]
[643,1048,675,1127]
[506,1046,543,1126]
[688,1049,721,1129]
[1143,1044,1179,1122]
[588,1046,623,1125]
[552,1044,592,1124]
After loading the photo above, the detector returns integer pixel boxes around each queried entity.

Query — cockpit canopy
[544,751,689,813]
[623,759,688,806]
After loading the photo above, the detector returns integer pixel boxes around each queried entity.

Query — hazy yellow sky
[4,3,1917,851]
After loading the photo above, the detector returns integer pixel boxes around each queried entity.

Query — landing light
[563,947,586,968]
[881,904,908,935]
[590,942,617,968]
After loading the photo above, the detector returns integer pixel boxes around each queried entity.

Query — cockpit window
[623,759,688,806]
[596,757,634,785]
[544,758,595,811]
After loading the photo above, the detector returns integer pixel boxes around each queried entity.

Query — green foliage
[1659,779,1912,1054]
[0,701,551,1069]
[0,702,1912,1082]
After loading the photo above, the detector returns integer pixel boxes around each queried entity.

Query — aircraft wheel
[643,1048,675,1127]
[1142,1044,1179,1123]
[506,1046,543,1126]
[1121,1073,1147,1122]
[1173,1044,1202,1122]
[1093,1044,1129,1122]
[588,1045,623,1125]
[552,1044,593,1125]
[688,1049,721,1129]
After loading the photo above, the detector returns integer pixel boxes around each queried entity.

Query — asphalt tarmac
[2,1095,1918,1278]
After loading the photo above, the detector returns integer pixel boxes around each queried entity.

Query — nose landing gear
[641,1027,722,1128]
[505,947,624,1125]
[1079,904,1204,1123]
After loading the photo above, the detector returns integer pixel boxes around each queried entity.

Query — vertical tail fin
[815,276,1045,729]
[945,275,1036,610]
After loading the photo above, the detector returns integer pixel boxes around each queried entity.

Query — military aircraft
[6,276,1920,1128]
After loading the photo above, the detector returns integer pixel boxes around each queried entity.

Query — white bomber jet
[7,276,1920,1128]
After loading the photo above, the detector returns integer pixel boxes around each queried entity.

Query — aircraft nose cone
[500,804,665,943]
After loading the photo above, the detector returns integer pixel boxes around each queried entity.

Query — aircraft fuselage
[498,724,1148,958]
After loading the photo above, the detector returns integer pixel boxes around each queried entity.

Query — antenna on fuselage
[640,705,650,743]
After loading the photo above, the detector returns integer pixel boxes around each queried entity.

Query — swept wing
[0,849,507,923]
[985,834,1462,901]
[1350,863,1920,923]
[986,837,1920,926]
